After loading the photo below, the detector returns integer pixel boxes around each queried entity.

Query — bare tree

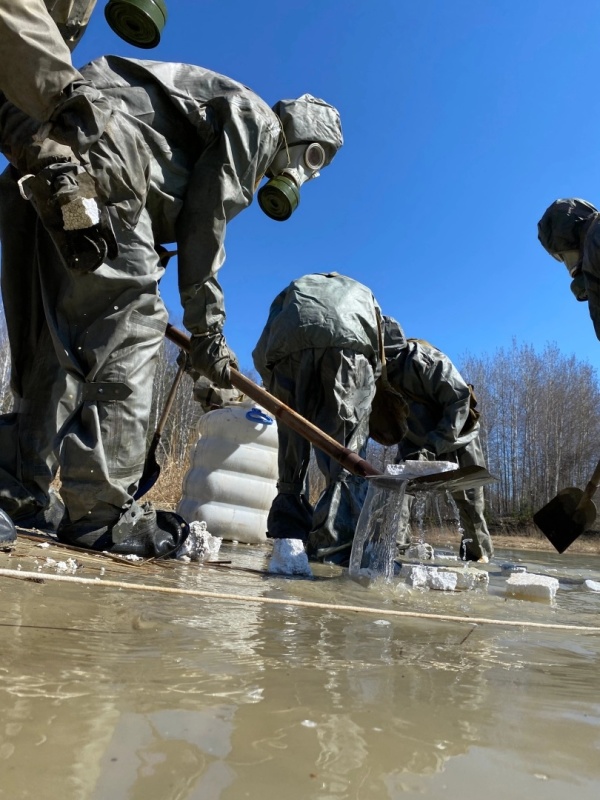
[460,340,600,521]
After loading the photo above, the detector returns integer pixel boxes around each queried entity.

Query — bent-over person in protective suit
[252,273,382,575]
[384,327,494,562]
[537,198,600,340]
[0,56,342,557]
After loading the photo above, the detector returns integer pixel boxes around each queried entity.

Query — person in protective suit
[537,198,600,339]
[0,1,168,121]
[384,327,494,562]
[0,1,168,272]
[252,273,383,575]
[0,56,343,557]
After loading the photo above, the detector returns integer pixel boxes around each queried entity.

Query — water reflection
[1,544,600,798]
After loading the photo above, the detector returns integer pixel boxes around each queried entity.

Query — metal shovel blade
[533,487,597,554]
[409,464,497,492]
[367,465,498,494]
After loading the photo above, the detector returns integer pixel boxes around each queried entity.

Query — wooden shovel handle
[165,324,382,479]
[155,358,186,437]
[578,458,600,508]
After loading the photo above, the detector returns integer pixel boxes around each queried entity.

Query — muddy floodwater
[1,539,600,799]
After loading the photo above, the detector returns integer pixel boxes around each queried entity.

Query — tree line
[459,340,600,523]
[0,315,598,526]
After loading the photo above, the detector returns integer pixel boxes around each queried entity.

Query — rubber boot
[57,504,190,559]
[13,489,65,533]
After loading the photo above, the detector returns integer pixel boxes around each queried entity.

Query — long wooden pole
[165,324,382,479]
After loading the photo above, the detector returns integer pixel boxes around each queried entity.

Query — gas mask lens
[259,143,327,221]
[556,250,582,276]
[105,0,167,49]
[303,143,326,171]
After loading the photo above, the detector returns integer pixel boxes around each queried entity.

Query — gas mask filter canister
[570,274,588,302]
[104,0,167,48]
[553,249,582,276]
[552,250,587,300]
[258,143,327,221]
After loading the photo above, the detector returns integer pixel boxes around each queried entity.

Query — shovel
[346,465,499,577]
[165,324,497,491]
[134,248,183,499]
[368,464,497,493]
[134,358,186,500]
[533,460,600,553]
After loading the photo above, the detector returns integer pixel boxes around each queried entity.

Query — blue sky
[4,0,600,374]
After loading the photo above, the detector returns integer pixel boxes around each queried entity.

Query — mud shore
[424,525,600,555]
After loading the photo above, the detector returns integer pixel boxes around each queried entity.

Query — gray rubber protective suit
[0,0,113,177]
[0,0,96,122]
[384,333,494,560]
[0,174,168,536]
[537,198,600,341]
[253,273,380,557]
[0,56,292,536]
[78,56,283,336]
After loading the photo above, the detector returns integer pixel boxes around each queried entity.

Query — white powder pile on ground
[429,569,458,591]
[39,557,79,574]
[404,564,489,592]
[505,573,559,602]
[178,520,222,562]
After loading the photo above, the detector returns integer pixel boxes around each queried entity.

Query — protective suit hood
[271,94,343,164]
[382,315,408,365]
[538,198,598,256]
[258,95,342,221]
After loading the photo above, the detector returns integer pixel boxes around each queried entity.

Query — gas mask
[258,142,327,221]
[552,250,588,301]
[104,0,167,48]
[553,249,583,276]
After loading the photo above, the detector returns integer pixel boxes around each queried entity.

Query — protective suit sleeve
[397,344,478,456]
[176,94,280,337]
[251,287,288,383]
[582,220,600,341]
[0,0,92,122]
[418,352,476,455]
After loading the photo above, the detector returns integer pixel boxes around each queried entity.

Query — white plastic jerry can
[177,401,279,543]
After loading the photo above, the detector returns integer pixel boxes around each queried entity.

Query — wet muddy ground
[1,536,599,799]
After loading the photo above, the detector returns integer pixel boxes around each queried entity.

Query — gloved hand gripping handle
[165,323,381,479]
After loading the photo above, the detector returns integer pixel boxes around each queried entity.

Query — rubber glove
[193,375,244,412]
[189,332,239,389]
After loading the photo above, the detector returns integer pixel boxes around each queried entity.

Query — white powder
[404,564,489,592]
[505,573,559,602]
[61,197,100,230]
[268,538,313,577]
[386,461,458,480]
[178,520,222,562]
